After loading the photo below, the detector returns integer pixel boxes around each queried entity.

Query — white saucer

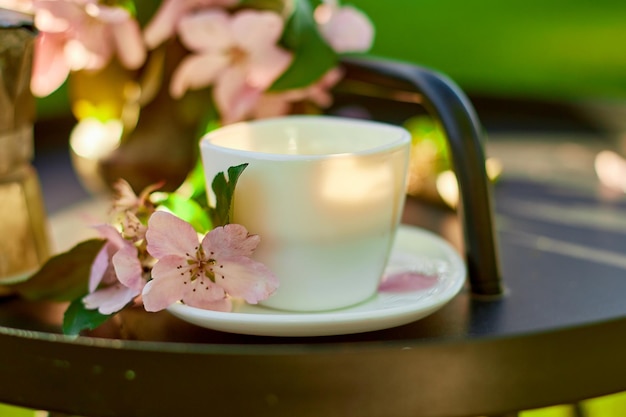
[167,225,466,337]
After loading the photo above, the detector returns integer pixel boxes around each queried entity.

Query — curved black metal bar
[340,56,503,296]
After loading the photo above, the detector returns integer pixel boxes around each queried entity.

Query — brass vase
[69,41,210,195]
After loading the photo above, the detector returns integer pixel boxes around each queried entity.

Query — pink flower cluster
[25,0,374,124]
[30,0,146,97]
[84,180,278,315]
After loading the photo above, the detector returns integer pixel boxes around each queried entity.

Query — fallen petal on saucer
[379,271,439,292]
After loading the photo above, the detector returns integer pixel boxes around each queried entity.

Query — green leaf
[209,163,248,227]
[270,0,338,91]
[63,298,111,336]
[11,239,105,302]
[130,0,161,27]
[185,158,209,204]
[157,193,212,233]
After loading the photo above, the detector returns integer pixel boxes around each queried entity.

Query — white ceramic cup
[200,115,411,312]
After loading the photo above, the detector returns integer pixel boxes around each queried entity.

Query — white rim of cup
[200,115,411,160]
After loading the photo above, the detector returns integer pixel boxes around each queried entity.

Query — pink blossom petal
[33,10,68,33]
[83,283,139,315]
[111,18,146,69]
[33,0,144,78]
[231,10,285,52]
[321,67,344,86]
[320,5,374,53]
[307,88,333,108]
[143,256,227,311]
[88,244,111,293]
[252,93,293,119]
[177,9,233,53]
[142,0,185,49]
[179,273,230,310]
[88,224,127,292]
[89,3,130,24]
[378,271,439,292]
[203,224,260,258]
[153,255,226,301]
[73,4,145,71]
[68,18,112,70]
[169,53,229,98]
[143,0,237,49]
[215,257,279,304]
[307,67,344,107]
[93,224,125,250]
[214,67,262,123]
[247,45,292,89]
[250,68,343,119]
[112,244,144,291]
[183,292,232,312]
[146,211,201,259]
[33,0,83,32]
[142,269,187,312]
[112,179,139,211]
[30,32,70,97]
[120,211,147,240]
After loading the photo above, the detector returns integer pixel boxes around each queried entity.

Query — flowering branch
[9,164,278,335]
[19,0,375,126]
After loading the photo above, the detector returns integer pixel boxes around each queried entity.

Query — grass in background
[0,403,43,417]
[351,0,626,101]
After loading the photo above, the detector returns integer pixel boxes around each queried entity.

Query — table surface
[2,100,626,417]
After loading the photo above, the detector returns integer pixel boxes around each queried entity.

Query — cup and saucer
[167,224,466,337]
[168,116,466,337]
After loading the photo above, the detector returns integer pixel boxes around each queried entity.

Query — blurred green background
[353,0,626,101]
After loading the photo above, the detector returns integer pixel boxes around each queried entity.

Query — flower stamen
[143,211,279,312]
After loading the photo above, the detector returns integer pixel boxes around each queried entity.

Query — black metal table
[1,58,626,417]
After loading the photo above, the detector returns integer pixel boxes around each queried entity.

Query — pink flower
[31,0,146,96]
[111,179,149,215]
[142,211,279,312]
[253,68,344,119]
[83,224,146,315]
[314,0,374,53]
[297,67,345,108]
[110,179,160,240]
[170,9,292,124]
[378,271,439,292]
[143,0,238,49]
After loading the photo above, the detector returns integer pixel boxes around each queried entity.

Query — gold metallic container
[0,8,50,293]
